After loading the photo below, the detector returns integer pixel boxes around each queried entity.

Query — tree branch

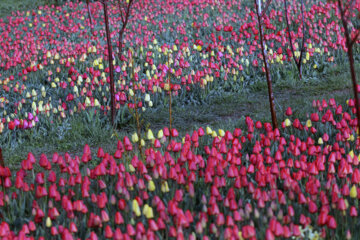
[260,0,272,18]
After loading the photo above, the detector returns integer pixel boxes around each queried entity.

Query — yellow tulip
[349,150,355,159]
[132,199,141,217]
[143,204,154,219]
[350,185,357,198]
[206,126,212,135]
[161,181,170,193]
[157,130,164,139]
[85,97,91,107]
[94,99,100,107]
[306,120,312,128]
[218,129,225,137]
[129,89,134,97]
[147,129,154,140]
[128,164,135,172]
[285,118,291,127]
[46,217,52,227]
[148,180,155,191]
[131,133,139,143]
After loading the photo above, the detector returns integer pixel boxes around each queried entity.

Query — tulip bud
[131,133,139,143]
[143,204,154,219]
[346,229,352,239]
[161,181,169,193]
[148,180,156,191]
[350,185,357,198]
[277,209,283,221]
[218,129,225,137]
[284,119,291,127]
[147,129,155,140]
[206,126,212,135]
[254,208,260,219]
[46,217,52,227]
[306,120,312,127]
[128,164,135,173]
[132,199,141,217]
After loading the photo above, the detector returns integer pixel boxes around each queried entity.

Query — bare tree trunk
[347,47,360,131]
[103,1,116,125]
[117,0,134,61]
[254,0,278,129]
[283,0,306,80]
[86,0,93,26]
[338,0,360,134]
[118,29,124,60]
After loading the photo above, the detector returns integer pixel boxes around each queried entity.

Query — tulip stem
[168,55,173,142]
[131,57,144,159]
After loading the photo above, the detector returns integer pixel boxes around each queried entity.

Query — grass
[0,0,49,17]
[2,60,355,168]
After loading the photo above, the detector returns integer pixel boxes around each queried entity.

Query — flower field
[1,0,358,136]
[0,0,360,239]
[1,100,360,239]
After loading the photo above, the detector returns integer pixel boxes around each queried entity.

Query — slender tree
[97,0,136,125]
[283,0,306,80]
[102,0,116,125]
[117,0,135,61]
[254,0,278,129]
[335,0,360,134]
[86,0,93,26]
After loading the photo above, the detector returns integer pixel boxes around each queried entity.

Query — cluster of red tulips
[0,96,358,239]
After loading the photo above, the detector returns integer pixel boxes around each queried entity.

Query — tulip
[147,129,155,140]
[143,204,154,219]
[284,119,291,127]
[132,199,141,217]
[206,126,212,135]
[45,217,52,228]
[350,185,357,198]
[131,133,139,143]
[161,181,170,193]
[148,180,155,191]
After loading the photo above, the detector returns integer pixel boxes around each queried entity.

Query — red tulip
[8,121,15,130]
[242,225,256,239]
[265,228,275,240]
[104,225,113,239]
[350,206,358,217]
[285,107,292,116]
[308,200,318,213]
[327,216,337,229]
